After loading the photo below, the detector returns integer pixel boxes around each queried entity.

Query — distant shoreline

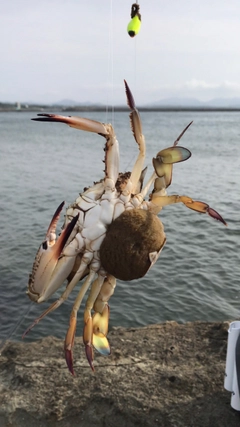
[2,106,240,113]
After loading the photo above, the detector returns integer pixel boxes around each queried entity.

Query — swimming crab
[24,81,226,374]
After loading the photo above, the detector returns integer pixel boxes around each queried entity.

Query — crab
[23,81,227,375]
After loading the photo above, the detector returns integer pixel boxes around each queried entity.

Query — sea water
[0,110,239,343]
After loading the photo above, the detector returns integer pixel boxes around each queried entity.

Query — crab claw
[27,202,79,303]
[32,114,108,135]
[92,304,111,356]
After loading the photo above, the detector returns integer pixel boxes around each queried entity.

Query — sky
[1,0,240,105]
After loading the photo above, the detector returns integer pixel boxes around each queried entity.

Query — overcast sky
[1,0,240,104]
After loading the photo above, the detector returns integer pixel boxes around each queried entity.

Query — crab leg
[92,274,116,353]
[64,269,96,375]
[124,80,146,195]
[149,194,227,225]
[152,146,191,190]
[32,114,120,191]
[151,122,193,189]
[83,275,106,371]
[173,121,193,146]
[80,274,116,371]
[138,122,193,202]
[81,275,116,372]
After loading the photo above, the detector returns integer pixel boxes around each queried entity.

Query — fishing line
[105,1,142,173]
[123,2,141,173]
[106,0,114,126]
[0,300,34,355]
[134,29,138,99]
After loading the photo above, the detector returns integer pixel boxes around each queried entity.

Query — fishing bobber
[224,321,240,410]
[127,3,141,38]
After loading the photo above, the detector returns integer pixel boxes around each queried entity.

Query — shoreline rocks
[0,321,239,426]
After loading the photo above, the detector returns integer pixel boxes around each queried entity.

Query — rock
[0,321,239,427]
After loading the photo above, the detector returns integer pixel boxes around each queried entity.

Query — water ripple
[0,111,239,342]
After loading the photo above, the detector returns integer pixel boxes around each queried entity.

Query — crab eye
[42,241,48,250]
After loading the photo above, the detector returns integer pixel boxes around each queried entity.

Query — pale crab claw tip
[124,80,136,110]
[208,207,227,226]
[55,201,65,215]
[65,349,75,376]
[31,114,74,124]
[31,114,58,122]
[85,345,95,371]
[46,201,65,237]
[93,333,111,356]
[54,213,79,258]
[67,212,79,233]
[64,212,79,238]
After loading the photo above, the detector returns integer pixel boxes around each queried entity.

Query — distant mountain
[54,99,103,107]
[204,97,240,107]
[148,97,203,107]
[146,97,240,108]
[12,97,240,110]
